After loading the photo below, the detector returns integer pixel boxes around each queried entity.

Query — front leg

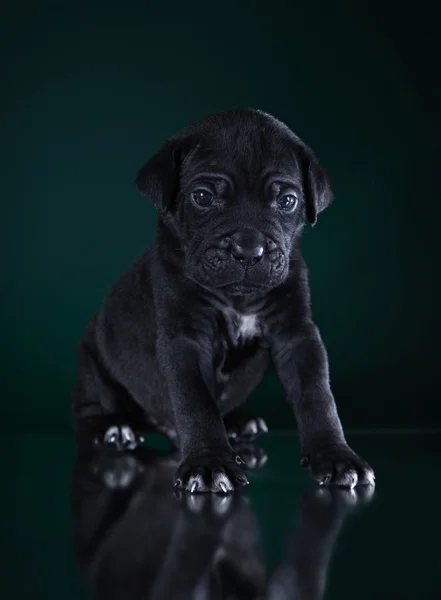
[272,323,375,488]
[157,334,248,493]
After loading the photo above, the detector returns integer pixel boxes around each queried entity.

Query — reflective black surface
[2,432,441,598]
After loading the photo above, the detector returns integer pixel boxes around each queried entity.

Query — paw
[300,442,375,489]
[174,450,249,494]
[226,416,268,442]
[233,443,268,470]
[93,425,144,451]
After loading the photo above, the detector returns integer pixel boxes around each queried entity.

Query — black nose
[228,229,265,264]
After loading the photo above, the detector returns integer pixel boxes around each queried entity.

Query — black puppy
[72,108,375,493]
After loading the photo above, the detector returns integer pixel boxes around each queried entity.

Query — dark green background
[1,0,440,433]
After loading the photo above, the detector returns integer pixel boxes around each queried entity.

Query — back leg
[72,315,147,450]
[72,367,146,452]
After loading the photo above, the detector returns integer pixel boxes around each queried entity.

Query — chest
[214,309,262,383]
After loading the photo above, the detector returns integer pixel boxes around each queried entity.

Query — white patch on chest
[221,309,260,343]
[237,314,259,340]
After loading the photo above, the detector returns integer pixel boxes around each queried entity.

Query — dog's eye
[192,189,214,207]
[277,194,297,212]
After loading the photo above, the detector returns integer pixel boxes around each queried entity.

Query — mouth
[215,280,267,295]
[190,246,287,295]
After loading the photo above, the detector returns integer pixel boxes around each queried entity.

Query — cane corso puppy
[72,108,375,493]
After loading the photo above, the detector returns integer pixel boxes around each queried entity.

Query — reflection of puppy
[71,450,265,600]
[71,451,374,600]
[72,108,375,492]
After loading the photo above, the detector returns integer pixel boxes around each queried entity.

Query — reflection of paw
[227,416,268,443]
[174,489,235,516]
[233,444,268,470]
[301,442,375,488]
[93,425,144,451]
[297,486,375,536]
[313,484,375,508]
[174,451,248,493]
[91,454,144,489]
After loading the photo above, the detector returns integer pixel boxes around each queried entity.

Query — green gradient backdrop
[1,0,440,432]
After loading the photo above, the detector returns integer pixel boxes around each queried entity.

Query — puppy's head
[136,109,332,295]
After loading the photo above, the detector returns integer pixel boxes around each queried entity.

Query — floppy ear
[135,138,183,213]
[302,149,334,226]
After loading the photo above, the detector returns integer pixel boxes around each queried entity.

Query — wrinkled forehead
[180,129,302,187]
